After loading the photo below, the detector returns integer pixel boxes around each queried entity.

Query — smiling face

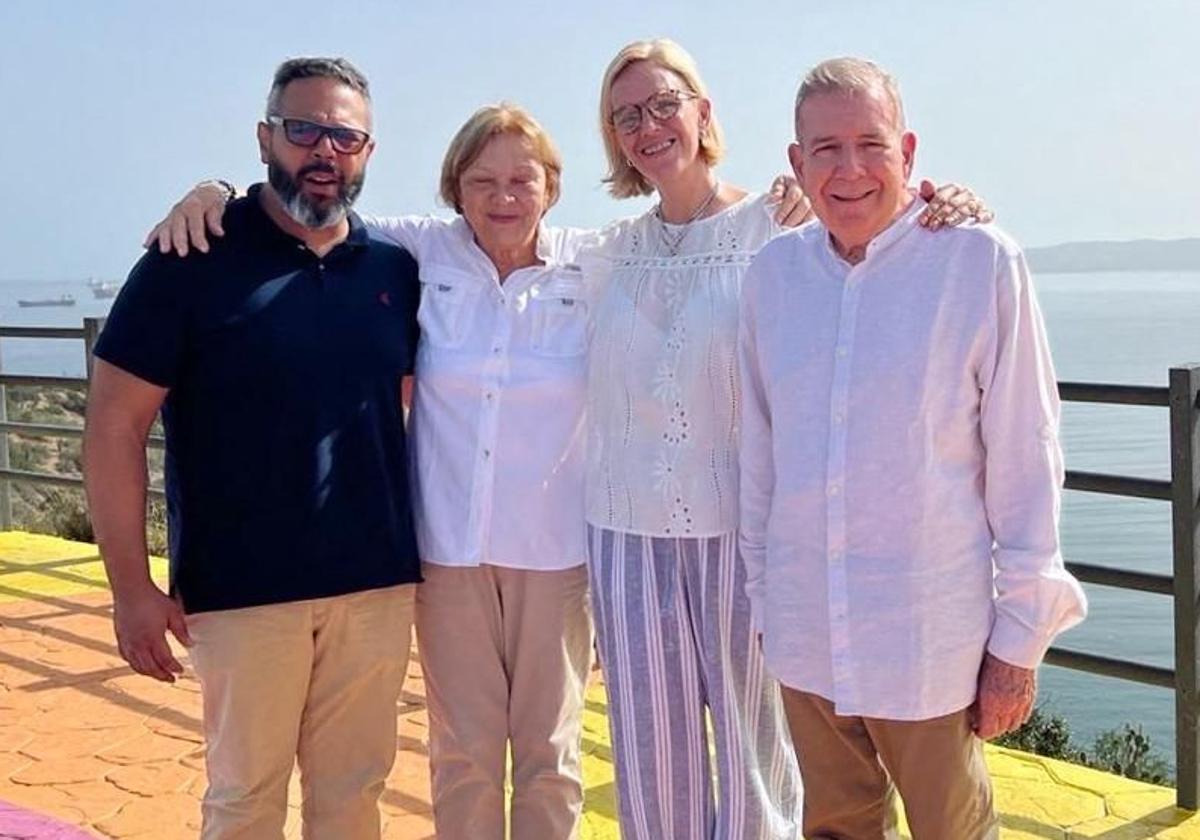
[608,60,711,191]
[457,131,550,259]
[789,87,916,257]
[257,76,375,228]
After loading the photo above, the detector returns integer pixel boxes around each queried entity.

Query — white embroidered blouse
[582,193,782,537]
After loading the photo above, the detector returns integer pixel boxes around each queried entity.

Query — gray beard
[267,160,364,229]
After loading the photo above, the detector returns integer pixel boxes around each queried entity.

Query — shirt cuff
[986,615,1055,671]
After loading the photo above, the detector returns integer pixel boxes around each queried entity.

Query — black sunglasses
[266,116,371,154]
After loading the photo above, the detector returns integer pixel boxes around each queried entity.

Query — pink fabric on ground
[0,800,98,839]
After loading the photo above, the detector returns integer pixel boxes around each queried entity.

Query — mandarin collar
[820,195,924,271]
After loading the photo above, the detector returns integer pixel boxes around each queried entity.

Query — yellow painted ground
[0,531,167,603]
[2,530,1199,838]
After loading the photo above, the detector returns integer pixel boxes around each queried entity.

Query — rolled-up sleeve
[980,244,1087,668]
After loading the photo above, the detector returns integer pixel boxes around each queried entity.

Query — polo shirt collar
[242,182,369,252]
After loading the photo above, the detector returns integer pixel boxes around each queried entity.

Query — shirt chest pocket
[418,267,481,349]
[529,283,589,358]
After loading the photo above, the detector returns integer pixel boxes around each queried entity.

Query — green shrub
[996,705,1172,785]
[1085,724,1171,786]
[995,706,1081,761]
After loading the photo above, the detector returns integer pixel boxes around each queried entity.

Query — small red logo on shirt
[379,291,391,306]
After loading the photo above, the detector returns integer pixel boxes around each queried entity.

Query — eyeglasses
[610,90,698,135]
[266,116,371,154]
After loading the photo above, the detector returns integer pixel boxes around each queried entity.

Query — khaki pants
[416,562,593,840]
[187,584,415,840]
[781,688,997,840]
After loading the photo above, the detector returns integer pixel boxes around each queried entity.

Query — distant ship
[87,278,121,299]
[18,294,76,308]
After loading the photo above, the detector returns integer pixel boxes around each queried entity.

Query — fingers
[780,195,814,228]
[167,607,193,648]
[168,207,190,258]
[772,181,814,228]
[972,693,1032,740]
[148,635,184,682]
[919,182,971,231]
[184,201,211,255]
[144,222,165,251]
[119,636,178,683]
[146,222,171,254]
[204,202,226,238]
[768,174,788,202]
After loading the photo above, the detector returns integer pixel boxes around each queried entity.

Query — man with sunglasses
[84,57,421,840]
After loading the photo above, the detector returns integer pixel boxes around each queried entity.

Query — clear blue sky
[2,0,1197,281]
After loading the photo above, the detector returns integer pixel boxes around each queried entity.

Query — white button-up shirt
[368,215,594,570]
[737,200,1087,720]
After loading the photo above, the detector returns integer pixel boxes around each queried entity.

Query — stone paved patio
[1,531,1199,838]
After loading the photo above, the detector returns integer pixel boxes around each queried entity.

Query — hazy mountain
[1027,238,1200,274]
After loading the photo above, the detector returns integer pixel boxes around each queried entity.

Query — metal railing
[1046,369,1200,809]
[0,317,163,529]
[0,319,1198,806]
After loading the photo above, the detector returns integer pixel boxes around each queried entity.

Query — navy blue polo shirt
[95,184,422,614]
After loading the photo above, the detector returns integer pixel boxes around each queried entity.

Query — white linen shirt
[737,200,1087,721]
[368,215,595,570]
[583,194,781,537]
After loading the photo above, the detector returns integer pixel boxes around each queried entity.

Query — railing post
[1169,364,1200,809]
[0,334,9,531]
[83,317,105,381]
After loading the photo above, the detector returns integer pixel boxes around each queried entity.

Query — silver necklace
[655,181,720,256]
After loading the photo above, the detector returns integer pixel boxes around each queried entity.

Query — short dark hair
[265,57,371,117]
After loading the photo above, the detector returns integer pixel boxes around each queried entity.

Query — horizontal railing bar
[0,374,86,389]
[0,421,164,449]
[1064,470,1172,500]
[1064,561,1175,595]
[0,468,85,490]
[1044,647,1175,689]
[0,421,84,438]
[0,327,86,340]
[0,468,164,499]
[1058,381,1170,407]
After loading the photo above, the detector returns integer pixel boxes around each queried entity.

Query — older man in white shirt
[737,57,1088,839]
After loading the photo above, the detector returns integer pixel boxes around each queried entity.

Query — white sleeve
[981,242,1088,668]
[737,254,775,635]
[359,214,446,259]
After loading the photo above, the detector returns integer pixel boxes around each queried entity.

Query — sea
[2,269,1198,768]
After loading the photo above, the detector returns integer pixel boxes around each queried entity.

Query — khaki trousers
[416,562,593,840]
[187,584,415,840]
[781,688,997,840]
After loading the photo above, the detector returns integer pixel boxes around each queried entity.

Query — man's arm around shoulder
[83,359,190,683]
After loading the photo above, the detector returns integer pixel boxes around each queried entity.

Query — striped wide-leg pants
[587,526,802,840]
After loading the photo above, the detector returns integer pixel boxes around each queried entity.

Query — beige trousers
[781,688,998,840]
[416,562,593,840]
[187,584,415,840]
